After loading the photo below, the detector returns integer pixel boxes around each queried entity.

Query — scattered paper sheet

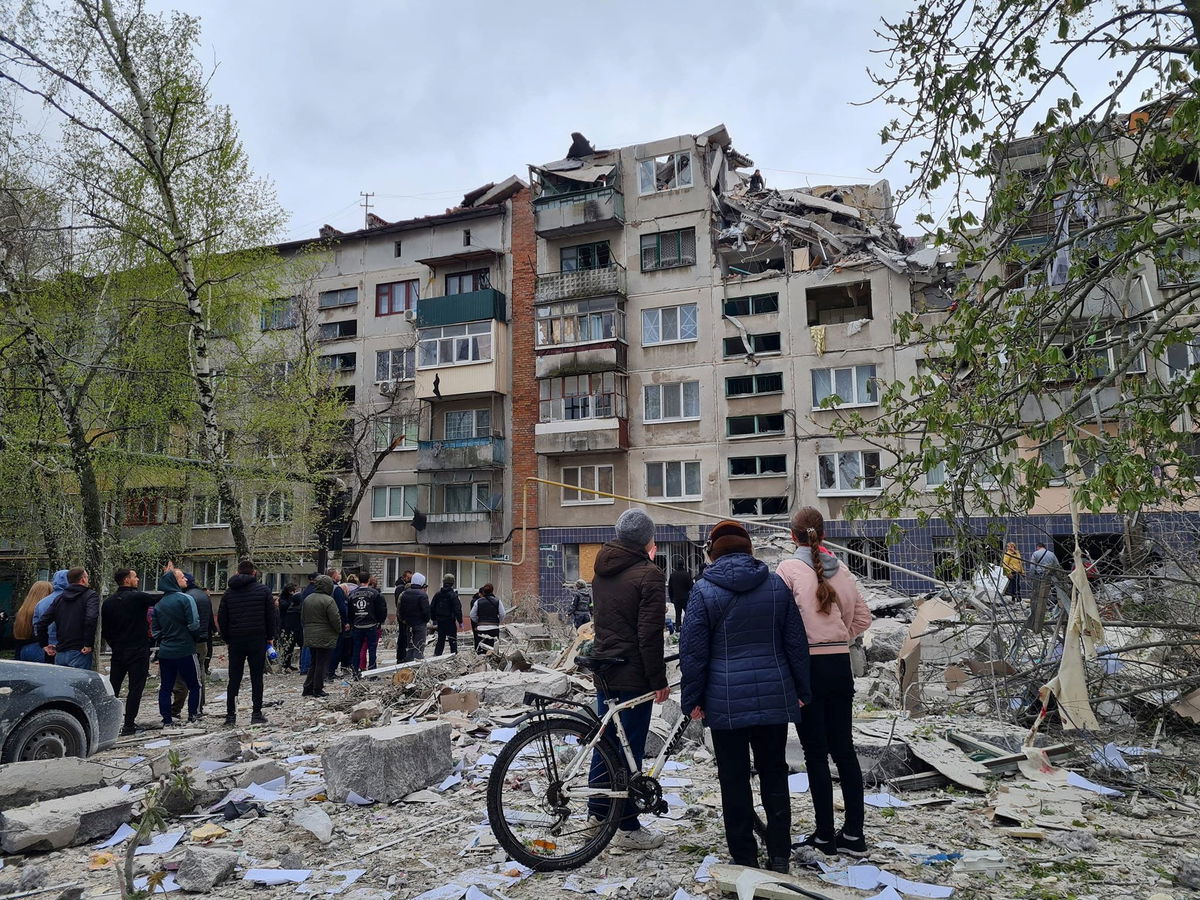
[144,739,171,749]
[695,854,719,883]
[1066,772,1124,797]
[133,873,180,894]
[346,791,375,806]
[788,772,810,793]
[866,888,905,900]
[734,867,777,900]
[135,830,184,856]
[296,869,365,894]
[464,888,491,900]
[244,869,312,885]
[672,890,700,900]
[435,774,463,793]
[197,760,233,773]
[820,864,953,898]
[597,878,636,896]
[287,753,319,763]
[488,728,518,743]
[244,781,283,802]
[95,823,137,849]
[662,760,690,772]
[659,777,691,787]
[476,754,496,768]
[662,792,687,808]
[865,792,910,808]
[882,871,954,898]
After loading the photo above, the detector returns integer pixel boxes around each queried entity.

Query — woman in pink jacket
[775,506,872,857]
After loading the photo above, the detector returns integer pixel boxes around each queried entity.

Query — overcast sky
[150,0,933,242]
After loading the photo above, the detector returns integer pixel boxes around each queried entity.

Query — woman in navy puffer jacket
[680,520,811,874]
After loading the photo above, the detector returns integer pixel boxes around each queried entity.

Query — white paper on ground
[296,870,366,895]
[346,791,375,806]
[1066,772,1124,797]
[214,692,228,701]
[244,781,283,801]
[144,739,171,749]
[476,754,497,768]
[787,772,810,793]
[1090,743,1131,771]
[820,865,883,890]
[123,755,147,765]
[95,823,137,849]
[734,868,778,900]
[659,777,691,787]
[596,879,636,896]
[244,868,312,885]
[662,792,687,808]
[411,886,467,900]
[561,874,588,893]
[488,728,518,743]
[435,774,463,793]
[879,870,954,898]
[866,888,905,900]
[259,776,287,791]
[1117,745,1162,757]
[865,792,911,808]
[133,873,180,894]
[671,889,700,900]
[287,753,319,763]
[463,888,492,900]
[134,830,184,856]
[662,760,690,772]
[197,760,233,773]
[695,854,720,883]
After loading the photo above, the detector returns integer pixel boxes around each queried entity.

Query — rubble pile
[0,604,1197,900]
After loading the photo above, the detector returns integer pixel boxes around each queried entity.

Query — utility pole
[359,192,374,228]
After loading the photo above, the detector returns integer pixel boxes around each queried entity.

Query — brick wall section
[508,187,540,607]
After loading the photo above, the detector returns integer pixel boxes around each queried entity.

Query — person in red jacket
[775,507,872,858]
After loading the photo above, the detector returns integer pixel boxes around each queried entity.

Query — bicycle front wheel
[486,716,628,870]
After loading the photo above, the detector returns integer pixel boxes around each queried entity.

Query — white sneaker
[612,826,665,850]
[579,816,604,840]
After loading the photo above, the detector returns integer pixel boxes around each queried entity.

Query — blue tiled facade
[537,511,1200,607]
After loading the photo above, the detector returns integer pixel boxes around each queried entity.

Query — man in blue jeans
[584,508,669,850]
[36,567,100,670]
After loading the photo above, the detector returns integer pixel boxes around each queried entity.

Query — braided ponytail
[792,506,838,615]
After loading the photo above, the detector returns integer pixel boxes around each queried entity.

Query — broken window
[445,269,490,295]
[721,333,781,356]
[730,497,787,517]
[260,297,298,331]
[561,241,611,272]
[318,287,358,309]
[811,364,878,408]
[728,455,787,477]
[540,373,627,422]
[806,281,873,326]
[637,151,693,195]
[536,297,625,346]
[846,537,890,581]
[723,293,779,317]
[725,372,784,397]
[726,414,785,437]
[817,450,882,494]
[317,319,358,341]
[318,352,356,372]
[640,228,696,271]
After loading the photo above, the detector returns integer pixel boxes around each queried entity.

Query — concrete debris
[208,758,288,790]
[446,669,569,706]
[1177,855,1200,890]
[292,805,334,843]
[349,699,384,723]
[0,758,109,811]
[174,846,239,892]
[864,618,909,663]
[173,731,242,764]
[0,786,135,854]
[322,722,452,803]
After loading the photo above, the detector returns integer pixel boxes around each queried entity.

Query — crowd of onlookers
[7,561,508,734]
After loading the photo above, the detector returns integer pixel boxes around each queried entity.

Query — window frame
[535,297,626,347]
[371,484,419,521]
[318,351,356,373]
[811,364,879,409]
[729,497,789,517]
[375,347,416,383]
[645,460,702,501]
[639,228,697,272]
[417,321,493,368]
[560,240,612,273]
[317,319,358,342]
[722,332,782,357]
[260,297,298,331]
[641,303,699,347]
[444,481,493,514]
[445,268,490,296]
[444,408,492,441]
[375,280,419,317]
[816,450,883,496]
[373,415,419,452]
[637,151,694,195]
[561,464,616,505]
[539,372,628,423]
[725,372,784,398]
[723,293,780,317]
[192,495,228,528]
[318,287,359,310]
[643,380,701,424]
[725,414,786,438]
[253,490,294,525]
[728,455,788,478]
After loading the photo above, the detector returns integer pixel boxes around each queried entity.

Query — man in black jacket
[37,566,100,670]
[173,573,216,719]
[585,508,668,850]
[668,558,694,628]
[396,572,430,663]
[217,559,276,726]
[102,568,159,734]
[430,573,462,656]
[348,576,387,675]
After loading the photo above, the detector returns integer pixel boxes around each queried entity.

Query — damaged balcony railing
[534,263,626,304]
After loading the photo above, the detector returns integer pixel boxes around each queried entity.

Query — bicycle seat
[575,654,626,672]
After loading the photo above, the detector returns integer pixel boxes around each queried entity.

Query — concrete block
[446,670,569,707]
[349,700,383,723]
[0,787,135,854]
[175,732,242,764]
[175,846,239,892]
[322,722,452,803]
[0,759,109,811]
[208,759,287,790]
[864,618,908,663]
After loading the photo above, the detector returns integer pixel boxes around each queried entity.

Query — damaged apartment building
[528,126,958,604]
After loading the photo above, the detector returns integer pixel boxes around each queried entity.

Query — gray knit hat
[614,508,655,547]
[443,573,456,585]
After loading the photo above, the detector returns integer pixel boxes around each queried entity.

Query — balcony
[417,289,506,328]
[417,436,507,471]
[535,418,628,455]
[535,264,626,304]
[534,187,624,239]
[421,511,504,545]
[535,343,627,379]
[415,357,508,399]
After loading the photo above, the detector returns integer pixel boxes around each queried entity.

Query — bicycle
[485,652,769,871]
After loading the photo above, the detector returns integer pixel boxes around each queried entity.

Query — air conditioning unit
[403,309,418,323]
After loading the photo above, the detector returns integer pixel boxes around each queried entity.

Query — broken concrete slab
[0,787,136,854]
[446,670,569,707]
[174,732,242,764]
[0,758,110,811]
[207,758,287,790]
[322,722,452,803]
[864,618,909,663]
[175,846,239,892]
[349,700,383,723]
